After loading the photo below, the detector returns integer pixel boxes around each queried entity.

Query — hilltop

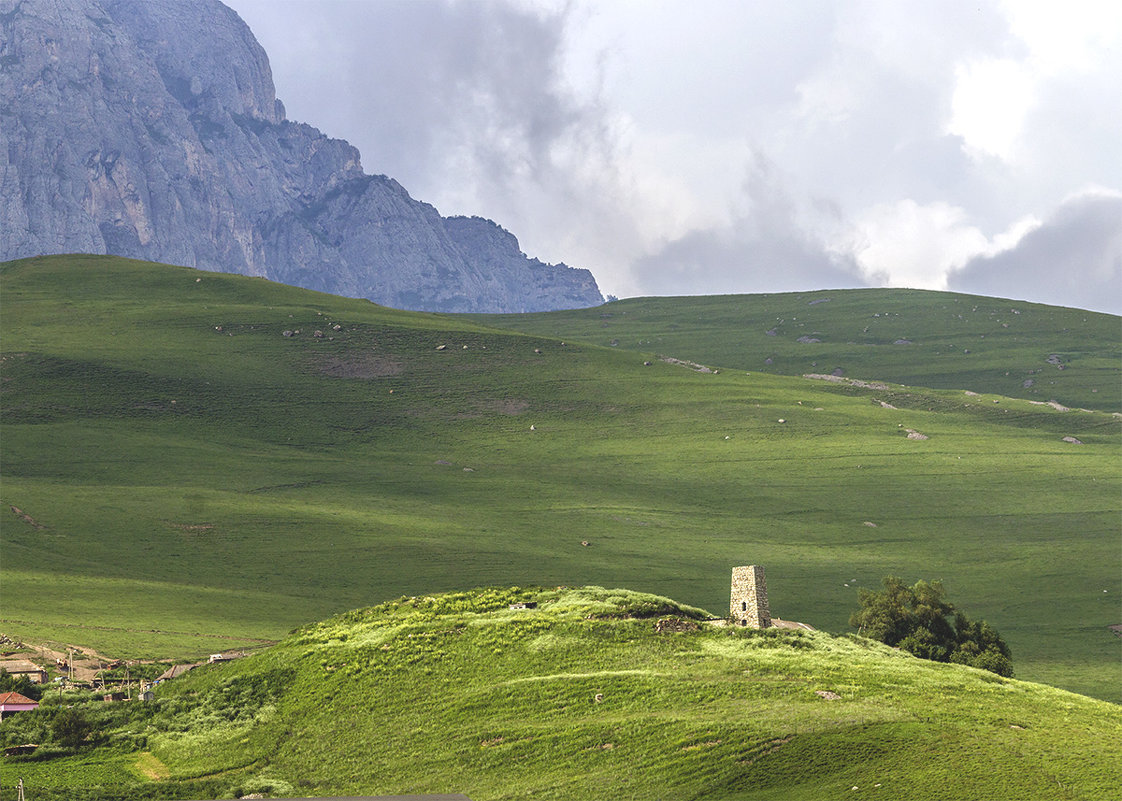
[2,586,1120,800]
[471,290,1121,412]
[1,255,1118,702]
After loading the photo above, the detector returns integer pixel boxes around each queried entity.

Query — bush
[51,707,93,750]
[850,577,1012,676]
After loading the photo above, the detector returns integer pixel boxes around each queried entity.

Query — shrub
[52,707,93,750]
[850,577,1012,676]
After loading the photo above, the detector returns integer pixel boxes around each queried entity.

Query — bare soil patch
[483,398,530,415]
[9,505,46,529]
[316,354,402,379]
[803,374,891,391]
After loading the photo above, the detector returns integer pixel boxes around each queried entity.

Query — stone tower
[730,565,772,628]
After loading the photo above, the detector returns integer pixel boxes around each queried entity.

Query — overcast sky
[225,0,1122,314]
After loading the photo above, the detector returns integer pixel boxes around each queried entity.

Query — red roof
[0,692,38,706]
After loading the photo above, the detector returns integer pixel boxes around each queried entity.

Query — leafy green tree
[850,577,1013,677]
[51,706,92,750]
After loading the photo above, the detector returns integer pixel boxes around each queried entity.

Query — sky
[225,0,1122,314]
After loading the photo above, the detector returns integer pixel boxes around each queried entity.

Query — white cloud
[851,201,986,289]
[947,58,1036,161]
[631,153,867,296]
[225,0,1122,311]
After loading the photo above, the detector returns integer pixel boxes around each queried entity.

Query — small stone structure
[730,565,772,628]
[654,617,699,633]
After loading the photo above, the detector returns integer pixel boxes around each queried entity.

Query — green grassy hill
[2,587,1120,800]
[1,255,1119,703]
[471,291,1121,412]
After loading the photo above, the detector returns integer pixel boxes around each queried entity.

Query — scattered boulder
[282,330,294,337]
[796,335,822,344]
[815,690,841,701]
[1061,436,1083,444]
[905,429,929,440]
[655,617,699,633]
[436,344,447,351]
[765,328,778,337]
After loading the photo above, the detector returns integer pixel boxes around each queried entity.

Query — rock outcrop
[0,0,602,312]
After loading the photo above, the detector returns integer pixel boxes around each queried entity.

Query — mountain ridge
[0,0,602,312]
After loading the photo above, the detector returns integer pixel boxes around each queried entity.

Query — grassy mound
[3,587,1119,800]
[1,255,1118,701]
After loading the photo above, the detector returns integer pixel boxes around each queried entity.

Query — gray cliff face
[0,0,603,312]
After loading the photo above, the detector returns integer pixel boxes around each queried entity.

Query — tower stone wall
[730,565,772,628]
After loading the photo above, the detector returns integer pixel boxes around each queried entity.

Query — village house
[0,691,39,720]
[0,660,48,683]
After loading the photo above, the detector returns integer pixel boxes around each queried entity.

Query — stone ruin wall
[730,565,772,628]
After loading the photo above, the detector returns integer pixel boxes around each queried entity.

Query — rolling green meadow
[2,587,1120,800]
[472,290,1121,413]
[1,254,1119,711]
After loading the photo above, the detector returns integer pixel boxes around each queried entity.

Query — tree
[51,707,92,750]
[850,577,1013,677]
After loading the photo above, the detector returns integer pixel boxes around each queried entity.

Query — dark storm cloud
[231,0,609,200]
[949,193,1122,314]
[632,154,868,296]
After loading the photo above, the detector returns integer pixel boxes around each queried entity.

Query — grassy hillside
[2,587,1119,800]
[1,255,1119,702]
[471,291,1121,412]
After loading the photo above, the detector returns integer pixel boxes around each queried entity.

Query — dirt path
[0,617,277,644]
[2,620,277,681]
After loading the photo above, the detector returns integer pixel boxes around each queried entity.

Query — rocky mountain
[0,0,602,312]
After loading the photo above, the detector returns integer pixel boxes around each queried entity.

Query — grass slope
[2,587,1120,800]
[1,255,1119,702]
[470,290,1122,413]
